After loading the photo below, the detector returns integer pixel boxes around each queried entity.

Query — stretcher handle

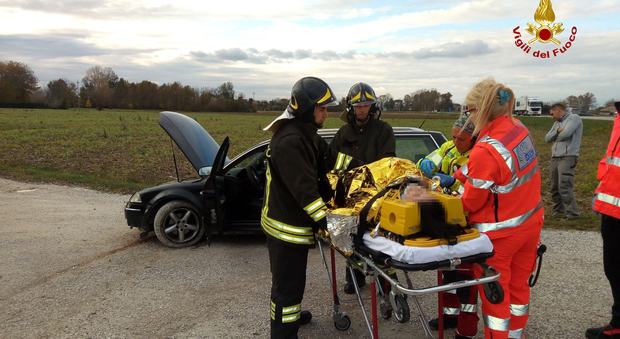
[358,253,502,296]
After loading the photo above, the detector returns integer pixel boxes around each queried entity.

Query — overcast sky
[1,0,618,106]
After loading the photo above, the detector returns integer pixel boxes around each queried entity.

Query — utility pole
[77,80,80,108]
[253,92,255,101]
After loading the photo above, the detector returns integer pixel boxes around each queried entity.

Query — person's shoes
[344,279,365,294]
[455,336,473,339]
[300,311,312,325]
[585,324,620,338]
[428,316,458,330]
[344,268,366,294]
[567,215,580,220]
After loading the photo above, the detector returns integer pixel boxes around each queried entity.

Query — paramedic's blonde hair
[464,77,515,136]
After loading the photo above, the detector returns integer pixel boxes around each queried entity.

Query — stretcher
[318,175,504,339]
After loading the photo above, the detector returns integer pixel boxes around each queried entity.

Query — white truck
[514,96,543,116]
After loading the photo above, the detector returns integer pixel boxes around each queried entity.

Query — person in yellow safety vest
[417,113,477,195]
[262,77,363,339]
[418,114,479,339]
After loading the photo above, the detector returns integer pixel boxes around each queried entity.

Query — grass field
[0,108,612,231]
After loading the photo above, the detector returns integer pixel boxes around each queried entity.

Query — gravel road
[0,177,612,338]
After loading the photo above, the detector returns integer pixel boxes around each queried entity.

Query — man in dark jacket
[330,82,396,294]
[330,82,396,163]
[262,77,362,339]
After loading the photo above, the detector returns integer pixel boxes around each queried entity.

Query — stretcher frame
[318,175,503,338]
[317,234,503,339]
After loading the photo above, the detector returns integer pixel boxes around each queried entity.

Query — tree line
[0,60,605,113]
[0,60,455,112]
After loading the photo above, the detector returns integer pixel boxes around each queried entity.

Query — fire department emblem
[525,0,564,45]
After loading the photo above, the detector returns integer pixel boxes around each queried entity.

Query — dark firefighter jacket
[329,117,396,164]
[261,119,362,248]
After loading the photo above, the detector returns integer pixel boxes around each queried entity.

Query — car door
[202,137,230,238]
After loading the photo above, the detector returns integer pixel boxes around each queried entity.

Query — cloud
[412,40,493,59]
[188,48,363,64]
[0,33,155,59]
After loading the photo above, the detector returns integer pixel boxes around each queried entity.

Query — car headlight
[129,192,142,203]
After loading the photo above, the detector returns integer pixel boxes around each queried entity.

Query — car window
[395,136,439,164]
[229,146,267,170]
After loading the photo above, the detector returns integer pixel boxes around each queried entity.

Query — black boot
[300,310,312,325]
[428,316,458,330]
[344,267,366,294]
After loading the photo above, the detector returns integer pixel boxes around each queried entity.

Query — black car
[125,111,448,248]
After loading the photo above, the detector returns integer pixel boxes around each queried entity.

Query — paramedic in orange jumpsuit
[586,100,620,339]
[454,78,544,339]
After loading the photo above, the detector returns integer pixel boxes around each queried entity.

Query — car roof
[318,126,427,137]
[252,126,437,147]
[239,126,446,164]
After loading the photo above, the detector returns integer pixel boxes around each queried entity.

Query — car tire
[153,200,205,248]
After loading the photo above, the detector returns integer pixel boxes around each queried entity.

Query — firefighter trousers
[442,263,479,338]
[267,237,309,339]
[476,217,543,339]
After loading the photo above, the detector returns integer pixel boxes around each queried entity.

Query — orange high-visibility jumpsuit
[593,109,620,331]
[455,115,544,339]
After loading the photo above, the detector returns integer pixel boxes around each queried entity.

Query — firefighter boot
[428,316,458,330]
[585,324,620,338]
[344,268,366,294]
[300,311,312,325]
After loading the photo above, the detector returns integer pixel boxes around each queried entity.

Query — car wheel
[153,200,204,248]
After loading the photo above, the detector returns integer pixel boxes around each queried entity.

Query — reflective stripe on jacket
[594,113,620,219]
[417,140,471,194]
[455,115,543,236]
[261,119,357,247]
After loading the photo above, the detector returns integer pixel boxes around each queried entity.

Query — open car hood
[158,111,223,174]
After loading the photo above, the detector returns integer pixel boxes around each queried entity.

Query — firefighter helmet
[347,82,377,107]
[286,77,338,117]
[343,82,379,123]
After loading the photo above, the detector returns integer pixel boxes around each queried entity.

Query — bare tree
[566,95,580,107]
[578,92,597,111]
[377,93,394,110]
[82,65,118,110]
[605,99,616,108]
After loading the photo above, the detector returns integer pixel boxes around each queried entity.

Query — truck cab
[514,96,542,116]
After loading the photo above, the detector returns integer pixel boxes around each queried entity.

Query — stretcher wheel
[483,280,504,304]
[334,314,351,331]
[393,295,410,323]
[380,299,392,320]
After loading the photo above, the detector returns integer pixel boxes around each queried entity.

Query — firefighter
[454,78,544,339]
[418,114,479,339]
[329,82,396,294]
[262,76,362,339]
[586,100,620,339]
